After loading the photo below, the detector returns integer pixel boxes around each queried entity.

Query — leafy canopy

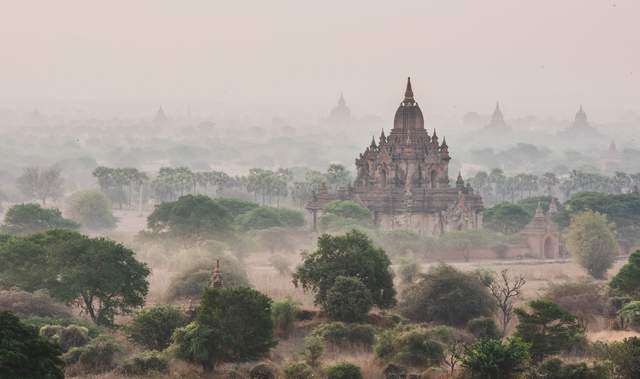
[483,202,531,234]
[1,203,78,235]
[565,210,618,279]
[0,311,65,379]
[293,229,396,309]
[610,250,640,298]
[324,276,373,322]
[461,337,530,379]
[66,189,117,230]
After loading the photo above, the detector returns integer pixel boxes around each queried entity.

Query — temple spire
[404,77,414,100]
[370,135,377,149]
[209,259,224,289]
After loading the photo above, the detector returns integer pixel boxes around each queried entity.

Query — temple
[307,78,484,236]
[483,102,511,132]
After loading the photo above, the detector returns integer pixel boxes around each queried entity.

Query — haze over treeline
[1,0,639,121]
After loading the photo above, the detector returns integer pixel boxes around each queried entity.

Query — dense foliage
[483,202,532,234]
[565,210,619,279]
[1,203,78,235]
[324,276,373,322]
[66,189,117,229]
[325,362,363,379]
[125,304,187,350]
[401,264,496,325]
[0,311,65,379]
[461,337,531,379]
[293,229,396,309]
[610,250,640,298]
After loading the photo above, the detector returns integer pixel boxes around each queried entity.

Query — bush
[272,298,300,338]
[235,206,304,230]
[117,350,169,376]
[467,317,500,340]
[374,325,445,368]
[543,279,610,327]
[164,257,249,301]
[312,322,376,348]
[397,257,420,284]
[293,229,396,309]
[283,361,314,379]
[610,250,640,298]
[1,203,79,235]
[514,299,584,362]
[303,335,324,367]
[618,301,640,330]
[250,362,278,379]
[325,362,364,379]
[532,358,608,379]
[125,304,187,350]
[483,202,532,234]
[323,200,372,223]
[605,337,640,378]
[40,324,90,352]
[400,263,496,326]
[22,316,101,338]
[63,335,122,374]
[0,289,72,318]
[171,287,276,370]
[565,210,618,279]
[0,311,64,379]
[66,189,117,229]
[324,276,373,322]
[461,337,531,379]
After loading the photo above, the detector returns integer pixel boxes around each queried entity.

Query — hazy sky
[1,0,638,121]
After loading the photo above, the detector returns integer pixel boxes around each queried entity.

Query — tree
[544,279,610,328]
[302,335,324,367]
[483,203,531,234]
[271,298,299,338]
[293,229,396,309]
[610,250,640,298]
[16,167,64,205]
[1,203,79,235]
[400,264,495,326]
[325,362,363,379]
[604,337,640,378]
[171,287,276,370]
[467,317,500,340]
[565,210,618,279]
[461,337,530,379]
[325,164,352,190]
[324,276,373,322]
[235,206,304,230]
[125,304,186,350]
[0,230,150,326]
[0,311,65,379]
[66,190,117,230]
[514,299,584,362]
[488,269,526,335]
[618,301,640,330]
[323,200,372,223]
[146,195,232,242]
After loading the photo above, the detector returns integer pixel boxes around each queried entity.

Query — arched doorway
[543,236,555,259]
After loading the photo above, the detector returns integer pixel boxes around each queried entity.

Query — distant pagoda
[483,102,511,132]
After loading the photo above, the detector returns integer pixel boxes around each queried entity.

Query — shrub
[235,206,304,230]
[312,322,376,348]
[40,324,90,352]
[22,316,101,338]
[1,203,79,235]
[397,257,420,284]
[374,325,445,368]
[164,257,249,301]
[0,289,72,318]
[610,250,640,298]
[66,189,117,229]
[532,358,608,379]
[618,301,640,330]
[514,299,584,362]
[461,337,531,379]
[543,279,610,327]
[467,317,500,340]
[283,361,314,379]
[325,362,364,379]
[293,229,396,309]
[250,362,278,379]
[323,200,371,223]
[400,263,496,326]
[324,276,373,322]
[272,298,300,338]
[125,304,187,350]
[565,210,618,279]
[117,350,169,376]
[63,335,122,374]
[171,287,276,370]
[0,311,64,379]
[302,335,324,367]
[606,337,640,378]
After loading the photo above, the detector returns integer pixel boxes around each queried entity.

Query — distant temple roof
[483,102,510,131]
[393,77,425,130]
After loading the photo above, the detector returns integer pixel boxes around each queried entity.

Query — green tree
[324,276,373,322]
[271,298,300,338]
[375,325,446,368]
[467,317,500,340]
[323,200,371,223]
[325,362,363,379]
[125,304,186,350]
[171,287,276,370]
[293,229,396,309]
[0,230,150,326]
[483,203,532,234]
[610,250,640,298]
[0,311,64,379]
[514,299,584,362]
[146,194,232,242]
[302,335,324,367]
[235,206,304,230]
[461,337,530,379]
[66,189,117,230]
[400,264,495,326]
[565,210,618,279]
[1,203,79,235]
[604,337,640,378]
[16,166,64,205]
[618,301,640,330]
